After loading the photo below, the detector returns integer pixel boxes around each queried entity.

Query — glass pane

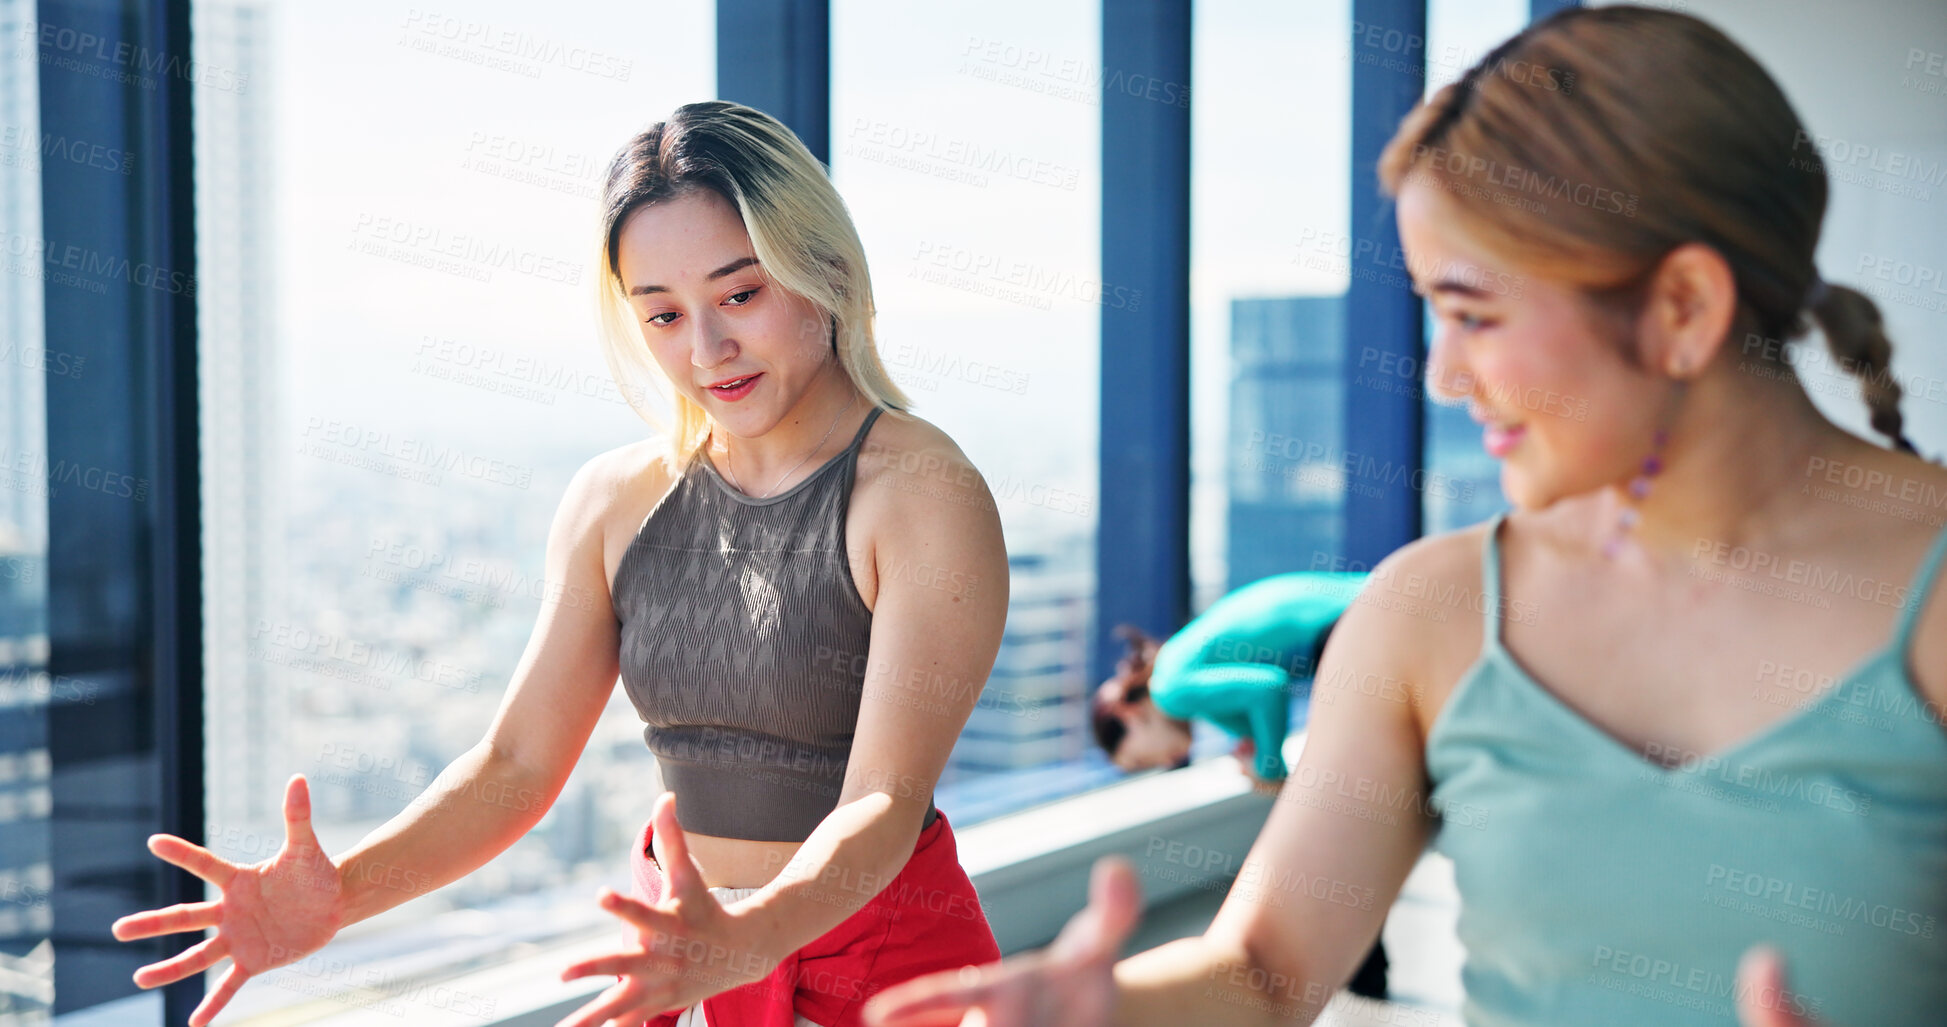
[831,0,1104,819]
[1418,0,1526,535]
[0,0,53,1018]
[1190,0,1351,605]
[1183,1,1352,765]
[192,1,713,1021]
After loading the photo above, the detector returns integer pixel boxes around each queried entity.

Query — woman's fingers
[868,862,1139,1027]
[133,934,230,989]
[282,774,319,850]
[1736,946,1820,1026]
[982,975,1043,1027]
[112,898,223,942]
[866,982,996,1025]
[188,962,250,1027]
[649,793,710,906]
[865,959,1019,1026]
[558,946,650,982]
[146,835,238,888]
[553,978,643,1027]
[1047,857,1141,963]
[596,889,683,938]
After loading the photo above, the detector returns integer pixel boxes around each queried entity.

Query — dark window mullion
[1344,0,1428,565]
[1095,0,1192,683]
[716,0,831,163]
[37,0,202,1021]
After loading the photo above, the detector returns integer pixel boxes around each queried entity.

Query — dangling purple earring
[1603,428,1668,559]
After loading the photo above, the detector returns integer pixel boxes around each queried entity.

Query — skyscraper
[1226,295,1346,590]
[946,522,1092,776]
[194,0,287,848]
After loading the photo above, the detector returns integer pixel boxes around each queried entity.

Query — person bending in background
[1091,572,1366,787]
[112,101,1010,1027]
[868,6,1947,1026]
[1091,571,1388,1002]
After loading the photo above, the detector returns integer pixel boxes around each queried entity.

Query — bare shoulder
[1795,439,1947,720]
[853,408,993,515]
[846,409,1005,607]
[1328,513,1525,742]
[562,437,680,584]
[569,438,673,518]
[1847,448,1947,722]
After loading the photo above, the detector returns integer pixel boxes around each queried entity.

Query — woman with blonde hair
[113,100,1010,1027]
[867,7,1947,1026]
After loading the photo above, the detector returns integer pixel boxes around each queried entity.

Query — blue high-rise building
[1225,295,1346,591]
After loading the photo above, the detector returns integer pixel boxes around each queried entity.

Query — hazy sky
[266,0,715,468]
[247,0,1946,576]
[243,0,1545,581]
[255,0,1337,557]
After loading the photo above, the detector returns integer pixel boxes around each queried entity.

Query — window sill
[957,750,1277,953]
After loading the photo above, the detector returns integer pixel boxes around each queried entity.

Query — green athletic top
[1148,572,1366,780]
[1427,513,1947,1026]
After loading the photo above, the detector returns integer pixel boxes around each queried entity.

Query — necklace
[716,394,856,498]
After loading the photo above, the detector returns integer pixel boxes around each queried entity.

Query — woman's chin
[700,400,773,438]
[1498,461,1558,512]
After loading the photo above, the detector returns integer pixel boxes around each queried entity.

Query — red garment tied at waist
[627,808,1001,1027]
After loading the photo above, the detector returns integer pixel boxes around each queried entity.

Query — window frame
[28,0,1548,1020]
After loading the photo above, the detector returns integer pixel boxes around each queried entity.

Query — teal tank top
[1426,513,1947,1026]
[1148,572,1365,780]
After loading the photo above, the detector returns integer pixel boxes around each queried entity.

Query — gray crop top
[613,406,937,841]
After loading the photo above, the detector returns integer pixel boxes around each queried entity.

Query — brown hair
[1378,5,1918,454]
[594,101,911,462]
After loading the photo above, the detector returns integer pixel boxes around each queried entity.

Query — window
[1178,1,1353,755]
[22,1,1947,1023]
[191,2,715,1022]
[1419,0,1525,535]
[1189,1,1351,603]
[831,0,1111,815]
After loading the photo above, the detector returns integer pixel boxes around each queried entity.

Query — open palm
[111,775,346,1027]
[865,856,1142,1027]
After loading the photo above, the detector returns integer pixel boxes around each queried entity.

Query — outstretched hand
[864,855,1144,1027]
[554,793,778,1027]
[111,775,345,1027]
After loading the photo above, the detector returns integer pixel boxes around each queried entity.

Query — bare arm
[332,452,629,925]
[1104,545,1439,1024]
[732,428,1010,958]
[113,450,643,1024]
[1104,540,1454,1025]
[866,535,1459,1027]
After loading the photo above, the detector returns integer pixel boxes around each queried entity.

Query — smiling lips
[1471,408,1527,458]
[705,373,761,401]
[1483,423,1527,458]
